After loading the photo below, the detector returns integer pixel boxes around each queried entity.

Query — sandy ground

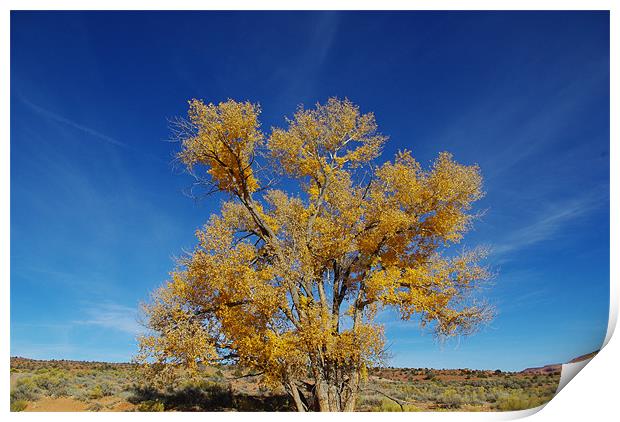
[25,397,90,412]
[24,396,136,412]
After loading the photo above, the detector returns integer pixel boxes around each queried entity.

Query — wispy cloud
[273,12,340,104]
[18,96,128,148]
[493,191,607,256]
[74,303,142,335]
[310,12,340,69]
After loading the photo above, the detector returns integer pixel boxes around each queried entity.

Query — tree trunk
[285,355,362,411]
[315,381,331,411]
[298,373,360,412]
[311,384,359,411]
[285,381,309,412]
[342,369,360,411]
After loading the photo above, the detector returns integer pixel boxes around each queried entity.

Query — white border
[0,0,616,10]
[2,1,617,421]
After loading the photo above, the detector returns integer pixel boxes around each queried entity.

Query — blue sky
[10,11,609,371]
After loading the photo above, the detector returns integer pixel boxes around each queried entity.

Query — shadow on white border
[556,357,595,394]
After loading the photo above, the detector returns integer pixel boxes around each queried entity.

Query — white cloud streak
[18,96,128,148]
[74,303,142,335]
[493,191,606,256]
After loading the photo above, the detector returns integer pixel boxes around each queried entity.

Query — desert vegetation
[10,357,559,412]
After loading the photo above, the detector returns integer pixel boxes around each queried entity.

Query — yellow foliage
[268,98,387,183]
[177,99,262,195]
[137,97,493,411]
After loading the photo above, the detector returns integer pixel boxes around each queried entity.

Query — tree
[136,97,493,411]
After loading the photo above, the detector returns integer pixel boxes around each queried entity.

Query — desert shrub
[11,378,41,401]
[424,370,435,380]
[379,398,403,412]
[137,400,165,412]
[375,398,419,412]
[88,403,105,412]
[98,382,115,396]
[495,392,545,411]
[32,371,70,397]
[10,399,28,412]
[89,385,102,399]
[360,395,382,409]
[438,388,463,409]
[88,384,113,399]
[403,403,420,411]
[503,380,520,389]
[472,386,487,403]
[484,387,502,403]
[117,388,136,401]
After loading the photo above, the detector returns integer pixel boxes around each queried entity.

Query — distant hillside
[568,351,599,363]
[520,350,599,375]
[520,364,561,375]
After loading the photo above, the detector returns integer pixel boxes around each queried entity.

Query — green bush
[438,388,463,409]
[381,399,403,412]
[31,371,70,397]
[97,382,115,397]
[89,385,105,399]
[10,399,28,412]
[11,378,40,402]
[375,398,419,412]
[137,400,165,412]
[495,392,544,411]
[424,370,435,380]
